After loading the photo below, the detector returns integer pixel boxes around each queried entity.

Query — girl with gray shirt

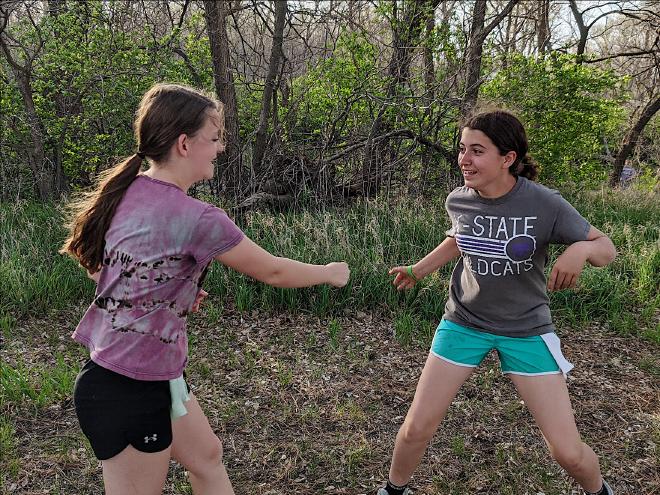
[378,109,617,495]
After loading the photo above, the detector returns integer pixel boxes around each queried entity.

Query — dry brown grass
[1,303,658,494]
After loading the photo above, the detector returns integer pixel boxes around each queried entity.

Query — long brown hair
[60,83,223,272]
[461,108,539,181]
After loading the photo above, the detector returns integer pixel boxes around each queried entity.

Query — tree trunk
[423,4,435,106]
[462,0,487,115]
[251,0,287,180]
[11,70,50,200]
[47,0,70,197]
[609,95,660,187]
[419,2,437,195]
[203,0,242,197]
[361,0,431,196]
[568,0,588,63]
[461,0,518,116]
[0,26,51,200]
[537,0,550,56]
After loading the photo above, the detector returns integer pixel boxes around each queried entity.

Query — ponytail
[60,153,143,272]
[61,82,222,272]
[510,154,539,181]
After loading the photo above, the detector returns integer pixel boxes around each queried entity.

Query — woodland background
[1,1,659,494]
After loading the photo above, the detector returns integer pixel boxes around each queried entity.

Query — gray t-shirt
[442,177,590,337]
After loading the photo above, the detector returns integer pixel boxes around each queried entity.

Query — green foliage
[0,416,16,460]
[481,54,628,186]
[550,188,659,340]
[0,201,93,321]
[393,312,436,346]
[2,3,654,196]
[0,354,77,408]
[1,2,217,197]
[286,31,380,146]
[2,192,657,340]
[328,318,342,349]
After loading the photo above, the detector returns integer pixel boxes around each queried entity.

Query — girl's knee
[550,442,586,471]
[206,435,223,464]
[398,419,435,445]
[188,435,223,476]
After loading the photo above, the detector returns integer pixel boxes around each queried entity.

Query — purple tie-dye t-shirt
[72,175,244,380]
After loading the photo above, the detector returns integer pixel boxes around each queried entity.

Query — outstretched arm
[547,226,616,291]
[389,236,461,290]
[215,237,349,288]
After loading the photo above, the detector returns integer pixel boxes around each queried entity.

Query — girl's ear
[502,150,517,168]
[175,133,189,157]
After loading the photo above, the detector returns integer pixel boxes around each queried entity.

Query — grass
[0,416,20,493]
[2,186,658,341]
[1,353,78,409]
[1,299,658,493]
[1,186,658,493]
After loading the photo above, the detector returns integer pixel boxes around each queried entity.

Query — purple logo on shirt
[505,234,536,262]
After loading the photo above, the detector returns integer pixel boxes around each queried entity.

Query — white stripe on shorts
[540,333,574,378]
[430,350,478,368]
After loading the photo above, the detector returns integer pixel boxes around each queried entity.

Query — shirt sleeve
[189,206,244,264]
[444,191,458,237]
[548,192,590,245]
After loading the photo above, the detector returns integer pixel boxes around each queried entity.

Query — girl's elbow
[263,261,286,287]
[593,245,617,267]
[606,246,617,265]
[604,238,617,265]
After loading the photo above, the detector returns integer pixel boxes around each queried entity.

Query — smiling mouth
[462,170,477,176]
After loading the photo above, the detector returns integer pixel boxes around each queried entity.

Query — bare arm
[389,236,461,290]
[215,237,349,288]
[547,226,617,291]
[86,269,100,283]
[580,226,617,267]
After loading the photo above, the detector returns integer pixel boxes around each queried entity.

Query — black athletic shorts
[73,359,172,460]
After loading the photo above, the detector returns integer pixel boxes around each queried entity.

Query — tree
[252,0,287,180]
[569,0,617,62]
[0,2,53,199]
[537,0,550,55]
[361,0,436,196]
[461,0,518,115]
[481,53,625,185]
[204,0,242,196]
[571,2,660,186]
[609,94,660,186]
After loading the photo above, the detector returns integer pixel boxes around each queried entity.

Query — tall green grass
[1,187,658,340]
[0,201,94,324]
[0,354,77,408]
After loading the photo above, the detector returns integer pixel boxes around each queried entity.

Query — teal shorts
[431,320,573,376]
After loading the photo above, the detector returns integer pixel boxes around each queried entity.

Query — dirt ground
[2,304,658,494]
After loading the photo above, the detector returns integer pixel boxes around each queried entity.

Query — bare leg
[102,444,170,495]
[389,354,474,485]
[508,373,603,492]
[171,393,235,495]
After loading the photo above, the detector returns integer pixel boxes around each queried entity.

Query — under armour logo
[144,434,158,444]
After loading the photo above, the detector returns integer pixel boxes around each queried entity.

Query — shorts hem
[95,445,127,461]
[502,370,562,377]
[430,351,478,368]
[128,441,172,455]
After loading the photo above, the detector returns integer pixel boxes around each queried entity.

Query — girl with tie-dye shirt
[61,83,349,495]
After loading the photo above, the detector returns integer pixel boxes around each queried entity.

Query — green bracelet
[406,265,419,282]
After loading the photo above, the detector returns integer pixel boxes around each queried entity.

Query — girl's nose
[459,153,470,166]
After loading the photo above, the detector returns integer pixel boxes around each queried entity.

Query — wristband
[406,265,419,282]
